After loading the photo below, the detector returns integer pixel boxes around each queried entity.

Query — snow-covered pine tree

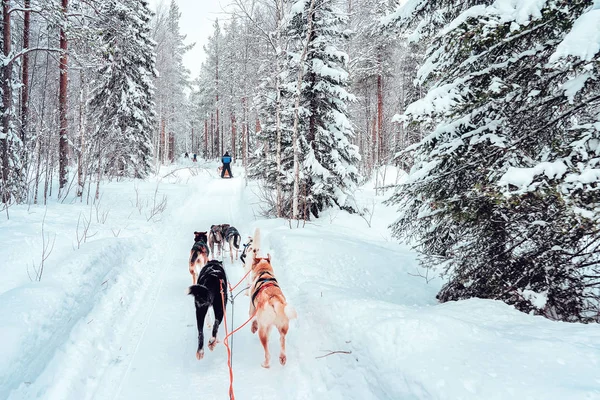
[246,0,297,217]
[387,0,600,322]
[0,5,24,203]
[286,0,360,218]
[249,64,296,215]
[89,0,157,179]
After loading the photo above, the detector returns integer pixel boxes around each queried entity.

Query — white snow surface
[551,1,600,62]
[498,161,568,192]
[1,161,600,400]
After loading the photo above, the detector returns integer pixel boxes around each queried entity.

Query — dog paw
[196,349,204,360]
[279,354,287,366]
[261,361,270,369]
[251,320,258,334]
[208,337,218,351]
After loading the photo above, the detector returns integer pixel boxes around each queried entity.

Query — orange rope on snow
[219,278,260,400]
[223,308,257,343]
[220,279,235,400]
[228,267,253,292]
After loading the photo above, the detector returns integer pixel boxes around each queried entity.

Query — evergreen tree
[89,0,157,178]
[387,0,600,322]
[285,0,360,218]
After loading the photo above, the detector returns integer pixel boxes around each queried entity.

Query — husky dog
[248,231,297,368]
[208,224,225,258]
[241,228,260,295]
[189,231,210,284]
[187,260,228,360]
[224,226,242,263]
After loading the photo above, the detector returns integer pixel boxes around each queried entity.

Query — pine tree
[285,0,360,218]
[89,0,157,179]
[1,2,24,203]
[387,0,600,322]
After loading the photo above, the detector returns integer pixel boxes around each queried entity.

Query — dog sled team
[187,225,297,368]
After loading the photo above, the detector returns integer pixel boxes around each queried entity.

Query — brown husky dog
[189,231,210,284]
[248,239,297,368]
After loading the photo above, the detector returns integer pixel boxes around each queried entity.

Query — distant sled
[217,166,232,178]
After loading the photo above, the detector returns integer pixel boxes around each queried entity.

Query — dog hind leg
[206,307,214,329]
[278,323,289,365]
[195,304,209,360]
[259,325,271,368]
[209,300,224,351]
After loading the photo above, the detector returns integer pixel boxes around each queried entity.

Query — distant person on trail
[184,152,189,158]
[193,153,197,162]
[221,151,233,178]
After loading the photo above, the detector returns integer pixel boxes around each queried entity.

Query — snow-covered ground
[1,161,600,400]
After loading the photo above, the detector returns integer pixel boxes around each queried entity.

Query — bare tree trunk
[216,53,220,158]
[291,0,317,220]
[210,112,214,158]
[371,116,377,169]
[35,48,52,205]
[76,70,86,197]
[231,113,236,159]
[58,0,69,194]
[204,118,208,157]
[1,0,12,203]
[377,61,384,166]
[242,97,247,168]
[160,118,166,162]
[20,0,30,146]
[274,0,284,218]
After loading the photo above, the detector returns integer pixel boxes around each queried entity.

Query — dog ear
[194,231,198,235]
[266,253,271,262]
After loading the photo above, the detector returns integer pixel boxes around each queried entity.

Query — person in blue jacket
[221,151,233,178]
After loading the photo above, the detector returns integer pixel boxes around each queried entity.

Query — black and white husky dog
[224,226,242,263]
[187,260,228,360]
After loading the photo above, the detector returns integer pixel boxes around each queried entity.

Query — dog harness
[240,239,252,263]
[251,270,279,307]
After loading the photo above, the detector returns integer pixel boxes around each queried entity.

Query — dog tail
[252,228,261,255]
[284,304,297,320]
[187,285,201,296]
[186,284,210,303]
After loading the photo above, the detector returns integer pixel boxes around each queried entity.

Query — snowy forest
[1,0,599,329]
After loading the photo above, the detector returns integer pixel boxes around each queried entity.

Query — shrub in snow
[386,0,600,322]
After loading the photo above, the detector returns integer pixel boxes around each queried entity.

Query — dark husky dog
[224,226,242,263]
[189,231,210,285]
[187,260,228,360]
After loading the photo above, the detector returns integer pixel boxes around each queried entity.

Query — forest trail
[5,166,600,400]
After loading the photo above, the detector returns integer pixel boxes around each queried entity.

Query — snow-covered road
[3,165,600,400]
